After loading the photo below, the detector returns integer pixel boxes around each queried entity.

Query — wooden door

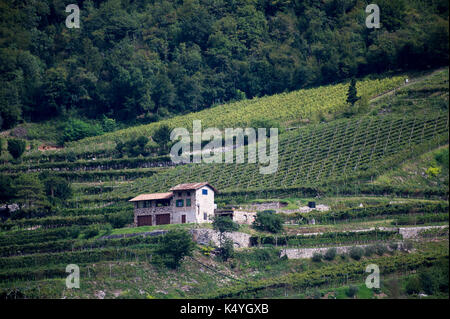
[181,215,186,223]
[137,215,152,226]
[156,214,170,225]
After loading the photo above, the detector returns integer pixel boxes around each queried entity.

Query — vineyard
[57,112,448,208]
[20,75,407,161]
[0,69,448,299]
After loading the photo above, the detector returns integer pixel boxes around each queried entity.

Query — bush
[347,285,359,298]
[107,211,133,228]
[389,242,398,251]
[62,119,103,144]
[364,245,376,257]
[102,116,117,132]
[212,215,239,234]
[405,276,421,295]
[218,237,235,261]
[312,252,323,262]
[7,139,26,159]
[324,248,337,261]
[153,230,195,269]
[349,247,364,260]
[82,224,102,239]
[375,243,388,256]
[402,240,414,251]
[253,210,283,233]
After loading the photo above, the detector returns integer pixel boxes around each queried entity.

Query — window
[176,199,184,207]
[203,213,207,220]
[202,189,208,195]
[186,198,191,206]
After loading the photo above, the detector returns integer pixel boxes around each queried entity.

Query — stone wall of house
[134,206,173,225]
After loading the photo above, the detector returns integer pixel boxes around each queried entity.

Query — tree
[153,230,195,269]
[346,78,360,106]
[349,246,364,260]
[0,175,14,202]
[324,247,337,261]
[253,210,284,233]
[7,139,26,160]
[62,119,103,144]
[40,173,72,201]
[12,174,47,208]
[212,215,239,260]
[152,125,172,155]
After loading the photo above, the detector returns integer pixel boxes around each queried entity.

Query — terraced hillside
[0,69,448,300]
[20,75,406,161]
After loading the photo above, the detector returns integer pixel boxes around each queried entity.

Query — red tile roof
[170,182,218,193]
[129,192,173,202]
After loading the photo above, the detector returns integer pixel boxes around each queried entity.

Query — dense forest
[0,0,448,130]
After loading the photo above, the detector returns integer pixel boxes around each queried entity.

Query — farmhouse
[129,182,217,226]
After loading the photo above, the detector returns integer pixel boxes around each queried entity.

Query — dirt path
[369,67,448,103]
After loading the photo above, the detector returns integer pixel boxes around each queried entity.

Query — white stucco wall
[194,186,215,223]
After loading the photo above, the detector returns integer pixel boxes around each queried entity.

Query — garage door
[156,214,170,225]
[137,215,152,226]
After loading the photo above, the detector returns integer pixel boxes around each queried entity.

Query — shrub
[375,243,388,256]
[212,215,239,234]
[7,139,26,159]
[312,252,323,262]
[253,210,283,233]
[364,245,376,257]
[82,224,102,239]
[102,116,117,132]
[347,285,359,298]
[218,237,235,261]
[152,125,172,154]
[389,242,398,251]
[405,276,421,295]
[402,240,414,251]
[107,211,133,228]
[349,247,364,260]
[324,248,337,261]
[62,119,103,144]
[153,230,195,269]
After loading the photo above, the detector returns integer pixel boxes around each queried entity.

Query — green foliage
[39,173,73,202]
[0,0,447,130]
[62,119,103,144]
[12,173,47,209]
[7,139,26,159]
[212,216,240,234]
[82,224,103,239]
[102,116,117,133]
[115,136,150,157]
[346,285,359,298]
[426,166,441,177]
[405,276,422,295]
[312,252,323,262]
[349,246,364,261]
[153,230,195,269]
[346,78,360,106]
[152,125,172,155]
[324,248,337,261]
[253,210,284,233]
[218,237,235,262]
[0,175,14,202]
[106,211,133,229]
[435,148,449,168]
